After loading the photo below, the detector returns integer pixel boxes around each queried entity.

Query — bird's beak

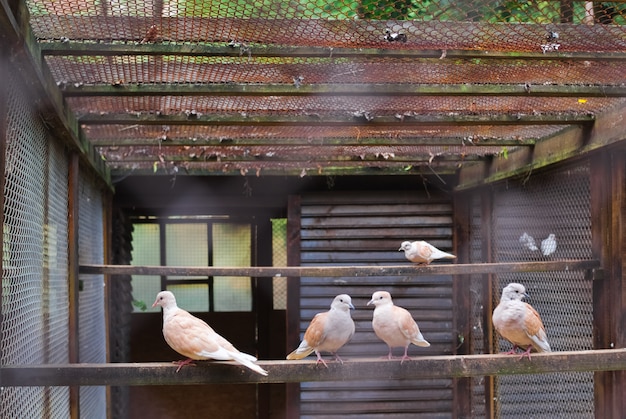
[367,299,374,306]
[522,292,530,301]
[348,302,355,310]
[398,247,403,251]
[151,300,158,308]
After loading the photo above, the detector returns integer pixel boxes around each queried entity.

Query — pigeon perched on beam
[492,283,551,360]
[152,291,268,375]
[368,291,430,363]
[399,240,456,265]
[287,294,355,366]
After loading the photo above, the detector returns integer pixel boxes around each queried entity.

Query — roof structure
[12,0,626,186]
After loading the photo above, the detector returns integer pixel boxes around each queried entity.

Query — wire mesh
[23,0,626,177]
[489,163,594,418]
[1,67,70,419]
[78,174,107,419]
[27,1,626,50]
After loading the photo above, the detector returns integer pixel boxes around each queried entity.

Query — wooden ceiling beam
[78,112,595,126]
[61,83,626,98]
[90,136,537,147]
[456,100,626,190]
[41,42,626,62]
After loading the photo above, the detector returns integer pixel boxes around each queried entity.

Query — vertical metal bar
[285,195,301,418]
[68,152,80,419]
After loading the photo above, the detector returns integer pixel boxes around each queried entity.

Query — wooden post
[285,195,302,418]
[453,192,472,417]
[591,149,626,418]
[481,187,495,419]
[0,44,8,374]
[68,153,80,419]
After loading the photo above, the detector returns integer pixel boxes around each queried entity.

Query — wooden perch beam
[2,350,626,386]
[80,260,600,277]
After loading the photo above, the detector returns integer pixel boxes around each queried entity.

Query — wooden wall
[288,190,455,418]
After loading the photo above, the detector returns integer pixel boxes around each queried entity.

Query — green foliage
[132,299,148,312]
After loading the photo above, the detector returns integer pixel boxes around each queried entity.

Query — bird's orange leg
[315,351,329,368]
[173,358,196,372]
[501,345,519,355]
[400,346,411,364]
[518,346,533,360]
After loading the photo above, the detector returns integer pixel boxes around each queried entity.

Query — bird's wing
[164,310,221,359]
[286,312,327,359]
[395,306,419,339]
[395,306,430,347]
[523,303,551,352]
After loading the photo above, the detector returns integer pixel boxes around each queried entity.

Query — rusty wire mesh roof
[24,0,626,179]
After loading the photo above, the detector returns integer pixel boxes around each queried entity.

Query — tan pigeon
[287,294,355,366]
[367,291,430,363]
[152,290,268,375]
[399,240,456,265]
[492,283,551,360]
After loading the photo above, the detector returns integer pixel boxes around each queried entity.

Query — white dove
[519,232,539,251]
[541,234,557,256]
[152,290,268,376]
[367,291,430,363]
[492,283,551,360]
[399,240,456,265]
[286,294,355,366]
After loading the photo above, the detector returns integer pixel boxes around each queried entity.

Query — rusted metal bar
[2,349,626,386]
[79,260,600,278]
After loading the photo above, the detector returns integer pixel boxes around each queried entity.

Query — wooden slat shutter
[297,190,454,418]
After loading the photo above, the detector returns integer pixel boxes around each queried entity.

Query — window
[130,216,253,313]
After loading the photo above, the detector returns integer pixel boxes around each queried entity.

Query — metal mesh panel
[1,69,70,418]
[78,174,107,419]
[491,163,593,418]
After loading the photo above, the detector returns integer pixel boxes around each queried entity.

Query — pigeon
[541,234,557,256]
[286,294,355,366]
[519,232,539,251]
[385,29,407,42]
[367,291,430,363]
[399,240,456,265]
[492,283,551,360]
[152,291,268,376]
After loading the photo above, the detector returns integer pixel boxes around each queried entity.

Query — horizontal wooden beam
[2,349,626,386]
[108,163,460,177]
[80,260,600,277]
[456,100,626,190]
[41,42,626,62]
[92,136,537,147]
[78,112,594,127]
[61,83,626,98]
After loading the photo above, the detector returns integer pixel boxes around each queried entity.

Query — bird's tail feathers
[434,250,456,259]
[230,351,268,376]
[412,332,431,347]
[286,346,315,360]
